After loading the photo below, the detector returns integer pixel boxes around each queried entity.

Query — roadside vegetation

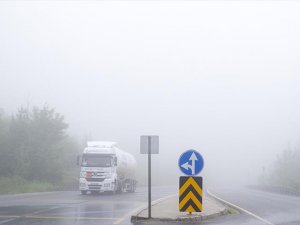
[262,147,300,191]
[0,176,56,195]
[0,106,81,194]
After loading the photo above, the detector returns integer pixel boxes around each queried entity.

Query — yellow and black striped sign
[179,176,203,212]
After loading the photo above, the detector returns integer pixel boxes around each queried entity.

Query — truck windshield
[81,155,112,167]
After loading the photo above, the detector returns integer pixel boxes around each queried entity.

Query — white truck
[78,141,137,195]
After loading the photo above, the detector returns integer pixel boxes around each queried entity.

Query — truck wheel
[109,180,117,195]
[121,183,126,193]
[128,180,136,193]
[116,180,122,193]
[81,190,87,195]
[132,181,136,192]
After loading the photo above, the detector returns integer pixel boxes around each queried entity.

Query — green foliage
[268,148,300,190]
[0,112,12,176]
[0,176,55,195]
[0,105,81,191]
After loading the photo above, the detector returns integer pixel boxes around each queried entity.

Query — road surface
[1,186,300,225]
[206,186,300,225]
[0,186,177,225]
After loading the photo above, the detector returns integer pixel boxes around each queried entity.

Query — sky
[1,0,300,186]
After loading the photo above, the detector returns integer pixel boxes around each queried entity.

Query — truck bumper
[79,178,115,192]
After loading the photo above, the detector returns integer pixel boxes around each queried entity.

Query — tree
[0,110,11,176]
[0,105,71,184]
[0,105,83,191]
[25,106,68,183]
[269,147,300,190]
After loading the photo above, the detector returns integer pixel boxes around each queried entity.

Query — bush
[0,176,56,195]
[268,148,300,190]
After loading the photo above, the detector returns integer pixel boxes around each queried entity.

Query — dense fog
[1,1,300,187]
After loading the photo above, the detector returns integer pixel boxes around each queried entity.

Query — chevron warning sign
[179,176,203,212]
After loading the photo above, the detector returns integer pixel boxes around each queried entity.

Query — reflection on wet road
[0,186,177,225]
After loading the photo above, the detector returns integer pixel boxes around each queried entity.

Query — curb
[131,193,229,223]
[206,189,240,213]
[131,194,177,223]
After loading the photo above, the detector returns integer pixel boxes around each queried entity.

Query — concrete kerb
[206,189,241,214]
[131,192,230,223]
[175,194,230,222]
[131,194,177,223]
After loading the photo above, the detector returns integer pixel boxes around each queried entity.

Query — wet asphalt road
[1,186,300,225]
[208,187,300,225]
[0,186,177,225]
[132,186,300,225]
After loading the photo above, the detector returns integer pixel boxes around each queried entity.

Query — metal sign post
[140,135,159,219]
[148,136,151,218]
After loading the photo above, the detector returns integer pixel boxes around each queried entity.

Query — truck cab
[78,141,136,195]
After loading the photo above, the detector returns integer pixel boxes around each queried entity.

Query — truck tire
[116,180,122,193]
[81,190,87,195]
[128,180,136,193]
[108,180,117,195]
[121,183,126,193]
[132,181,136,192]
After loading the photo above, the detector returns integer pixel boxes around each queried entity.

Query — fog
[1,1,300,187]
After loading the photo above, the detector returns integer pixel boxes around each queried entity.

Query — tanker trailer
[78,141,137,195]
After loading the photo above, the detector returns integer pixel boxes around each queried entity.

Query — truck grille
[86,177,105,182]
[88,185,101,190]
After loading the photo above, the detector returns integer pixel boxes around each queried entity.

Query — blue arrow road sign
[178,150,204,176]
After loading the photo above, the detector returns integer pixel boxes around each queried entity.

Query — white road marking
[113,193,177,225]
[28,206,62,216]
[0,218,17,225]
[0,214,116,221]
[24,215,116,220]
[207,189,275,225]
[113,205,146,225]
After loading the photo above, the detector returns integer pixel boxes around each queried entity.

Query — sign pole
[148,136,151,218]
[140,135,158,218]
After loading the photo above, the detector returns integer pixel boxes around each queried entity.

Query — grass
[0,176,56,195]
[58,169,79,191]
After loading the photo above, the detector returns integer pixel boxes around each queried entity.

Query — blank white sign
[140,135,159,154]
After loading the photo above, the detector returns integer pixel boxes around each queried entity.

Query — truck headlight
[80,171,87,178]
[106,174,113,179]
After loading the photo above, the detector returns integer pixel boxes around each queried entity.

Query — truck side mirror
[76,155,80,166]
[114,157,117,166]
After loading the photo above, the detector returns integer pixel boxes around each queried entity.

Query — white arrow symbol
[181,152,198,175]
